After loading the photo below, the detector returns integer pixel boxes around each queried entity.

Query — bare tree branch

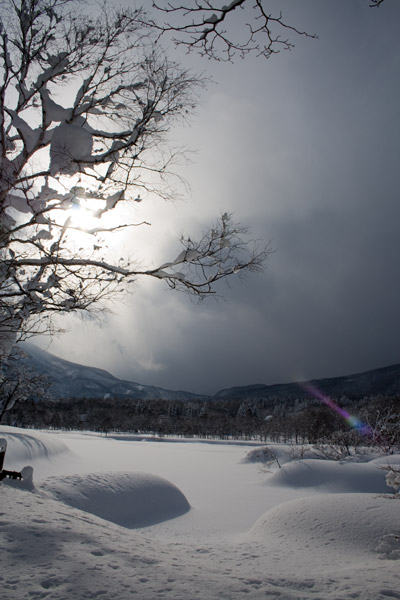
[369,0,386,6]
[150,0,318,61]
[150,0,387,61]
[0,0,270,371]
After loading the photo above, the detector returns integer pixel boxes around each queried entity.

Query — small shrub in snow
[311,443,350,461]
[243,444,318,469]
[382,465,400,498]
[243,446,281,469]
[287,443,309,461]
[312,442,381,462]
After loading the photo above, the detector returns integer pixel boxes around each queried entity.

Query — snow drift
[247,493,400,565]
[41,471,191,528]
[0,426,69,467]
[267,458,391,493]
[2,428,400,600]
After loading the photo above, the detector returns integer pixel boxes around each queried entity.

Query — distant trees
[0,0,269,367]
[5,391,399,453]
[151,0,387,62]
[360,400,400,454]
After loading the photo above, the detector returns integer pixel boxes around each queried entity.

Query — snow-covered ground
[1,426,399,600]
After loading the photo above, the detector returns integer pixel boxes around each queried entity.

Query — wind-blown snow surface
[1,427,399,600]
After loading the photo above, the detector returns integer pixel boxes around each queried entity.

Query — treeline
[3,393,400,450]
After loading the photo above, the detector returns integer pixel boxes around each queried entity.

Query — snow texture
[0,427,399,600]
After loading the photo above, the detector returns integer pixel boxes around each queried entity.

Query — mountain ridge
[20,343,400,402]
[20,343,207,401]
[214,362,400,401]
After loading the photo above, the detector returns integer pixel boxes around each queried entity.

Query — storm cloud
[42,0,400,395]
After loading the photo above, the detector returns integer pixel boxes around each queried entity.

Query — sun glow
[66,199,103,232]
[45,175,144,256]
[59,192,136,257]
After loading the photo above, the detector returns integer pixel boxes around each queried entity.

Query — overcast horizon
[34,0,400,396]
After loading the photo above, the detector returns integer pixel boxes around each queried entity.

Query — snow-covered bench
[0,438,22,481]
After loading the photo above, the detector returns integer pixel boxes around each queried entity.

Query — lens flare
[300,381,374,438]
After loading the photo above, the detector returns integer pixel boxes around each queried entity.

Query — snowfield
[1,426,399,600]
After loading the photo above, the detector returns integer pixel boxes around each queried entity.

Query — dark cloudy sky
[41,0,400,395]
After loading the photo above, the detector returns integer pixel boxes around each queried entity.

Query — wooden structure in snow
[0,438,22,481]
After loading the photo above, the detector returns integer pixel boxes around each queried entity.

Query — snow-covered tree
[0,346,49,423]
[381,464,400,498]
[151,0,385,61]
[0,0,269,362]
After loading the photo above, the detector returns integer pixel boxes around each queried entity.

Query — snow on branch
[151,0,318,61]
[148,213,271,296]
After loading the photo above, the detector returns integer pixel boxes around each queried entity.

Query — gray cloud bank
[42,0,400,395]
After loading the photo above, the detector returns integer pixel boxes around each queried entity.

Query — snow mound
[372,454,400,467]
[41,471,191,528]
[0,427,69,466]
[248,494,400,561]
[268,458,390,493]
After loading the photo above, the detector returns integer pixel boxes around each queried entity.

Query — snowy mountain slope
[20,343,207,401]
[20,342,400,402]
[215,362,400,401]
